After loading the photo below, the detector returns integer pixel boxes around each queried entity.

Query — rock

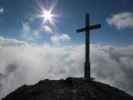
[2,78,133,100]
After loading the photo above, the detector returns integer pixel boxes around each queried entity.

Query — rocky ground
[2,78,133,100]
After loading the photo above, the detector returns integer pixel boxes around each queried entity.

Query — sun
[39,9,55,25]
[36,0,58,26]
[43,10,53,21]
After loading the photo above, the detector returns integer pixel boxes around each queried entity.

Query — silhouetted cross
[76,13,101,80]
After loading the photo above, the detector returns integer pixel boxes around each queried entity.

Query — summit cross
[76,13,101,80]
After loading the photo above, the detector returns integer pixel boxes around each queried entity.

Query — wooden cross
[76,13,101,80]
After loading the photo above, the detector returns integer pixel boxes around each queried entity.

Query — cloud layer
[0,39,133,98]
[107,12,133,29]
[0,36,28,47]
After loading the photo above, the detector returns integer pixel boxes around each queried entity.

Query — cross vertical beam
[76,13,101,80]
[85,14,90,79]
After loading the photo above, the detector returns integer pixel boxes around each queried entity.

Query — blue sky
[0,0,133,46]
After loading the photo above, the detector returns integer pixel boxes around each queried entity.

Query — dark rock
[2,78,133,100]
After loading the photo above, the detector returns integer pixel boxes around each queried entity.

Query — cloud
[50,35,60,45]
[21,22,33,41]
[22,22,31,33]
[32,30,40,37]
[21,22,53,41]
[0,42,133,99]
[0,36,28,47]
[21,20,67,45]
[51,34,71,46]
[21,22,41,41]
[43,25,53,33]
[0,8,4,14]
[60,34,71,42]
[107,12,133,29]
[32,25,53,37]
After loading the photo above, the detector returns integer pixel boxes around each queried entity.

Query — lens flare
[39,9,55,24]
[36,0,58,26]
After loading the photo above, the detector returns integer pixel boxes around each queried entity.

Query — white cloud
[50,35,60,46]
[107,12,133,29]
[21,22,33,41]
[21,24,71,45]
[21,22,53,41]
[32,25,53,37]
[21,22,41,41]
[60,34,71,42]
[0,43,133,98]
[0,36,28,47]
[0,8,4,14]
[43,25,53,33]
[32,30,40,37]
[22,22,31,33]
[51,34,71,46]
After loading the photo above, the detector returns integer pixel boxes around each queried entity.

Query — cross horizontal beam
[76,24,101,33]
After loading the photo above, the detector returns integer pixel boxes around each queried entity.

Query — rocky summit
[2,78,133,100]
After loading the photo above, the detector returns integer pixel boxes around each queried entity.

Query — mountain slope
[2,78,133,100]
